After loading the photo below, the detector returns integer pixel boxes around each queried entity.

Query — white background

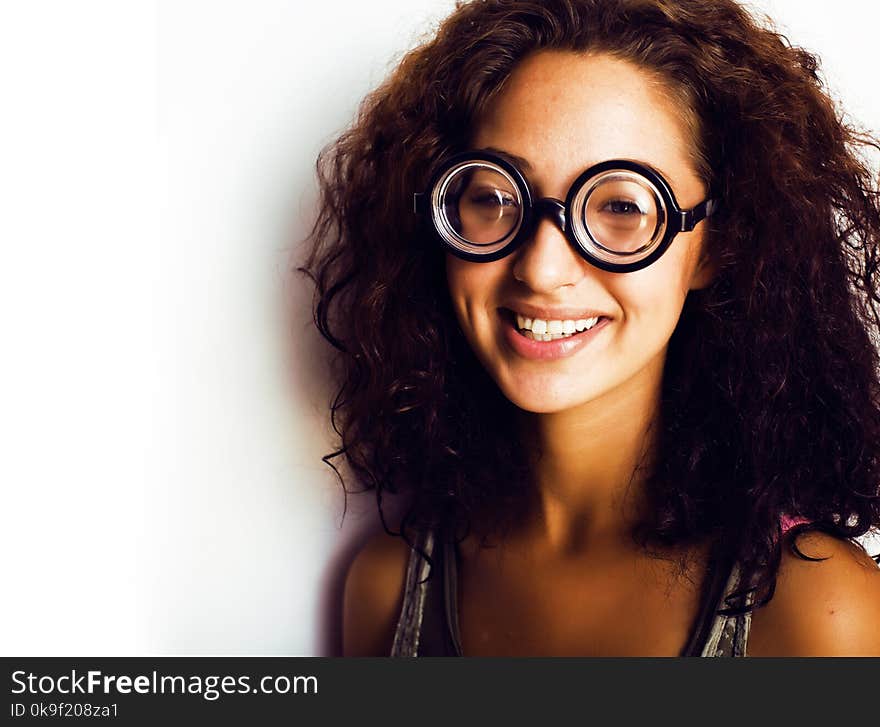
[1,0,877,655]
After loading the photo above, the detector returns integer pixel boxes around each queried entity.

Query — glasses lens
[435,161,522,255]
[568,170,667,265]
[584,175,660,254]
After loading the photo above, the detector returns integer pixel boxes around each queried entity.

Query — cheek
[613,245,695,323]
[444,254,467,299]
[444,256,473,325]
[445,254,505,321]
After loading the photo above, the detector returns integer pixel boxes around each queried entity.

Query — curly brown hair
[299,0,880,614]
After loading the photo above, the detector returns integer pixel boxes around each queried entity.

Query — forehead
[471,51,696,191]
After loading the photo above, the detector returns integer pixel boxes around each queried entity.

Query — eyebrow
[482,146,535,173]
[480,145,677,186]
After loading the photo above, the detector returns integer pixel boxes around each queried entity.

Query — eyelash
[468,193,517,207]
[601,199,643,215]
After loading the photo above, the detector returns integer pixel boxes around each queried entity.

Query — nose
[511,200,586,292]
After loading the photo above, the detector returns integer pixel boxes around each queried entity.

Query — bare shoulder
[748,531,880,656]
[342,530,413,656]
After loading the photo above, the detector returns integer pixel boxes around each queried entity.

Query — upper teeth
[516,314,600,334]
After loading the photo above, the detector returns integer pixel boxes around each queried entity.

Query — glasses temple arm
[679,198,720,232]
[413,192,429,215]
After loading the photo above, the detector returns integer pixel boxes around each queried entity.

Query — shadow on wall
[283,216,407,656]
[315,502,406,656]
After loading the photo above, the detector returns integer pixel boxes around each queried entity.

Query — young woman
[301,0,880,656]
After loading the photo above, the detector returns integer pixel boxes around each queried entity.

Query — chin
[511,398,574,414]
[494,375,596,415]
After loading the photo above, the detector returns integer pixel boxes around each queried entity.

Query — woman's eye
[467,192,517,208]
[602,199,643,215]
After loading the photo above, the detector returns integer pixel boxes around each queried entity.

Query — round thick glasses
[413,150,719,273]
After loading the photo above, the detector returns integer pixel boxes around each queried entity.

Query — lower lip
[501,311,612,361]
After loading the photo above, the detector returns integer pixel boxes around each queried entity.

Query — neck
[517,356,665,555]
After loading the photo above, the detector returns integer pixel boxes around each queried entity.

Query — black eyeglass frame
[413,149,719,273]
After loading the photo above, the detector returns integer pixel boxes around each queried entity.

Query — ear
[689,251,718,290]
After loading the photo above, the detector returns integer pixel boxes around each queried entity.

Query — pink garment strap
[780,515,809,533]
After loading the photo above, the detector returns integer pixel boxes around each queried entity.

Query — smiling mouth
[502,308,610,341]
